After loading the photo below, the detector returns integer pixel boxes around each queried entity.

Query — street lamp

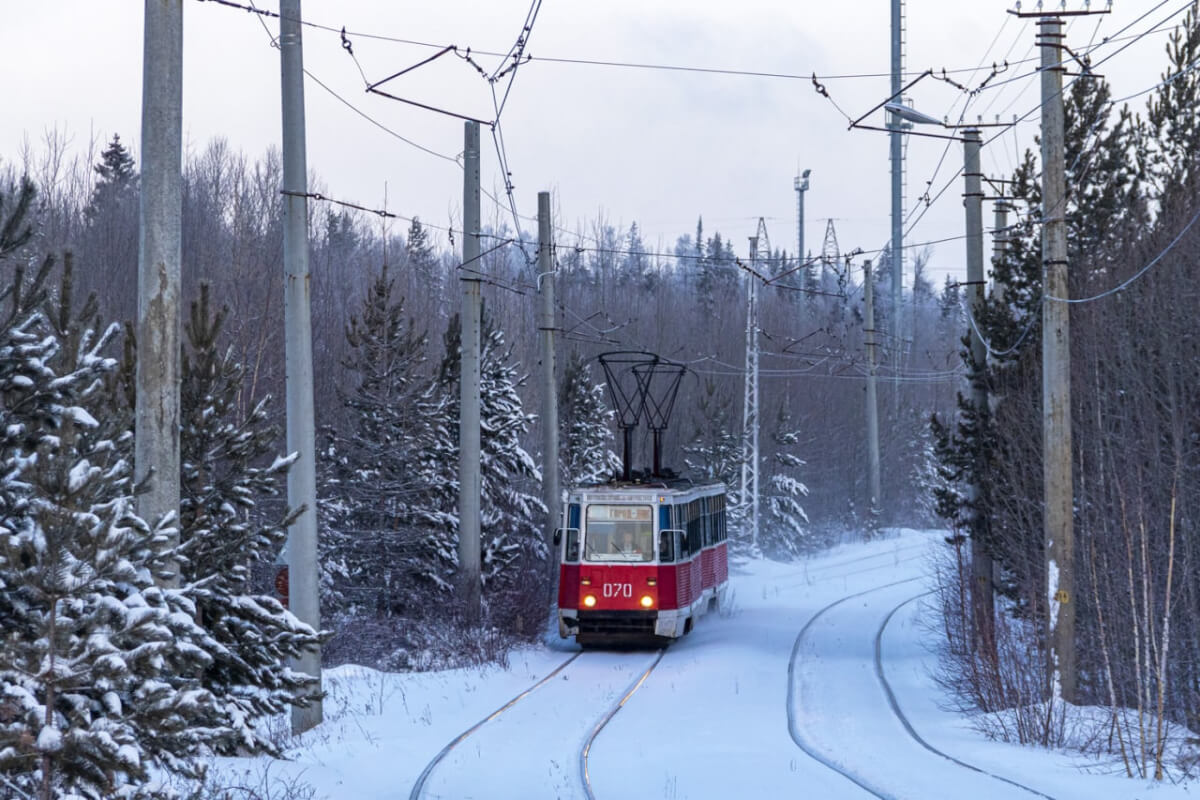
[884,102,942,126]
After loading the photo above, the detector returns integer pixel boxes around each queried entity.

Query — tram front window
[584,505,653,562]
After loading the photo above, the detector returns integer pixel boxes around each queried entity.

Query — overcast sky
[1,1,1183,284]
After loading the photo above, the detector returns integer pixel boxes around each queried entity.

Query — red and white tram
[556,481,729,644]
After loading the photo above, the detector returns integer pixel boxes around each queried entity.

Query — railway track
[777,540,931,591]
[873,593,1058,800]
[787,578,922,799]
[409,649,665,800]
[579,649,666,800]
[788,575,1060,799]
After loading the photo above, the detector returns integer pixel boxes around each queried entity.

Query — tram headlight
[583,594,597,608]
[640,595,654,609]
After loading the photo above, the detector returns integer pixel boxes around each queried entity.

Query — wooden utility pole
[963,128,995,656]
[136,0,182,574]
[1038,15,1075,703]
[537,191,561,598]
[458,121,483,625]
[863,260,882,520]
[280,0,322,733]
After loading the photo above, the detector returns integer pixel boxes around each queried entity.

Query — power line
[897,3,1193,263]
[194,0,1064,84]
[1047,203,1200,304]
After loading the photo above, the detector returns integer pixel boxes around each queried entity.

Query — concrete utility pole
[963,128,995,654]
[889,0,906,411]
[993,199,1011,305]
[863,260,882,520]
[537,191,561,598]
[1038,15,1075,703]
[279,0,322,733]
[136,0,182,573]
[458,121,483,625]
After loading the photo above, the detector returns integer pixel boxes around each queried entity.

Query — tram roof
[567,480,726,504]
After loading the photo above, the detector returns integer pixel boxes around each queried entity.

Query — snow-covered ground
[210,530,1196,799]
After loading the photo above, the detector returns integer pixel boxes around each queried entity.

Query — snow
[36,726,61,753]
[67,459,94,493]
[65,405,99,428]
[208,529,1197,799]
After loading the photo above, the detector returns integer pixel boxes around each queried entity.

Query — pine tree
[429,306,545,591]
[0,256,217,798]
[0,176,36,260]
[558,352,618,486]
[759,402,810,558]
[930,69,1144,616]
[682,378,741,486]
[321,263,433,611]
[175,283,322,755]
[1145,5,1200,205]
[406,218,443,315]
[682,378,743,540]
[85,134,138,226]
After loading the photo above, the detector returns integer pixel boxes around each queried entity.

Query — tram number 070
[602,582,632,598]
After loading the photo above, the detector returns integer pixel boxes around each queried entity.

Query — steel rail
[874,592,1058,799]
[408,652,582,799]
[579,649,667,800]
[787,577,924,799]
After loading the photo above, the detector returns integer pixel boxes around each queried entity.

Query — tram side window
[676,506,690,559]
[659,529,675,563]
[565,529,580,561]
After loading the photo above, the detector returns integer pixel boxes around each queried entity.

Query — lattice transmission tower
[741,218,771,551]
[819,218,840,288]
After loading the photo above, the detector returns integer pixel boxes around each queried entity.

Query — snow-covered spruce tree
[320,263,432,613]
[759,402,810,559]
[0,255,217,798]
[405,218,444,319]
[175,283,321,755]
[682,378,744,542]
[558,352,618,487]
[430,306,545,591]
[0,176,36,260]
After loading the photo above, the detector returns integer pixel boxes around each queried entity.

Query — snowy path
[588,536,934,799]
[791,576,1058,798]
[417,650,665,800]
[218,530,1193,800]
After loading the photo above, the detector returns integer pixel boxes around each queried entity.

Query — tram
[555,480,729,645]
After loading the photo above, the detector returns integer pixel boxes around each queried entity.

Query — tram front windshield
[584,504,653,562]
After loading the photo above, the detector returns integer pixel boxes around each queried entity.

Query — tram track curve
[409,648,665,800]
[873,593,1058,800]
[579,649,666,800]
[407,652,581,800]
[787,577,922,800]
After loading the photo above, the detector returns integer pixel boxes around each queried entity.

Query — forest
[2,6,1200,796]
